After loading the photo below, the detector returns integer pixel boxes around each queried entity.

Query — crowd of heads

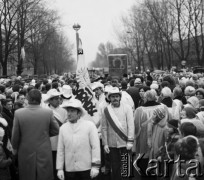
[0,71,204,170]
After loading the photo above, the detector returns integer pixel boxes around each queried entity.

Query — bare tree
[184,0,204,65]
[0,0,74,76]
[91,42,115,68]
[0,0,20,75]
[116,0,202,70]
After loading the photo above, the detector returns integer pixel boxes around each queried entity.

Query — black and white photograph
[0,0,204,180]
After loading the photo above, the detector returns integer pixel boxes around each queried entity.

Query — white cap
[107,87,122,100]
[61,85,73,98]
[61,99,86,117]
[44,89,62,103]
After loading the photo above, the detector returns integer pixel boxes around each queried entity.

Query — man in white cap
[91,82,105,108]
[57,99,101,180]
[101,86,134,180]
[44,89,68,180]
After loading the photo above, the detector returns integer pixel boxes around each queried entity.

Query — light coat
[56,119,100,172]
[101,102,134,148]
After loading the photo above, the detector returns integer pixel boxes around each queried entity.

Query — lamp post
[126,31,135,73]
[73,24,81,58]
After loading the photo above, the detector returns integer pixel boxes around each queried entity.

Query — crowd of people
[0,70,204,180]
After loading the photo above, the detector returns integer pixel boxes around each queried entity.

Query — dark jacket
[2,107,14,139]
[0,143,11,180]
[11,105,59,180]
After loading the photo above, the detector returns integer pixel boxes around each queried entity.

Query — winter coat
[11,105,59,180]
[134,101,169,158]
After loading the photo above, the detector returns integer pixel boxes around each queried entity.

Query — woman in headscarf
[195,88,204,100]
[184,86,196,100]
[181,106,204,137]
[186,96,199,111]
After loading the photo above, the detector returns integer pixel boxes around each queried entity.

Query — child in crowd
[0,127,12,180]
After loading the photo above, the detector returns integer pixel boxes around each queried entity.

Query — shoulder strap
[54,116,63,127]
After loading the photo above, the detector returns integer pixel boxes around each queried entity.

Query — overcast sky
[47,0,136,66]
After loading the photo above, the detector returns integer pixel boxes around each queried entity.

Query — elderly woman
[184,86,196,100]
[160,87,178,120]
[181,106,204,137]
[134,89,169,179]
[195,88,204,100]
[186,96,199,111]
[160,87,173,107]
[56,99,101,180]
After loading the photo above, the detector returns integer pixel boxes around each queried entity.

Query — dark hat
[196,88,204,96]
[184,106,197,119]
[161,81,170,88]
[121,80,127,89]
[168,119,179,129]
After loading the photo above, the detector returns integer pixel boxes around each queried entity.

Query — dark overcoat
[11,105,59,180]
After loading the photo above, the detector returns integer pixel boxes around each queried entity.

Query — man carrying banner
[101,86,134,180]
